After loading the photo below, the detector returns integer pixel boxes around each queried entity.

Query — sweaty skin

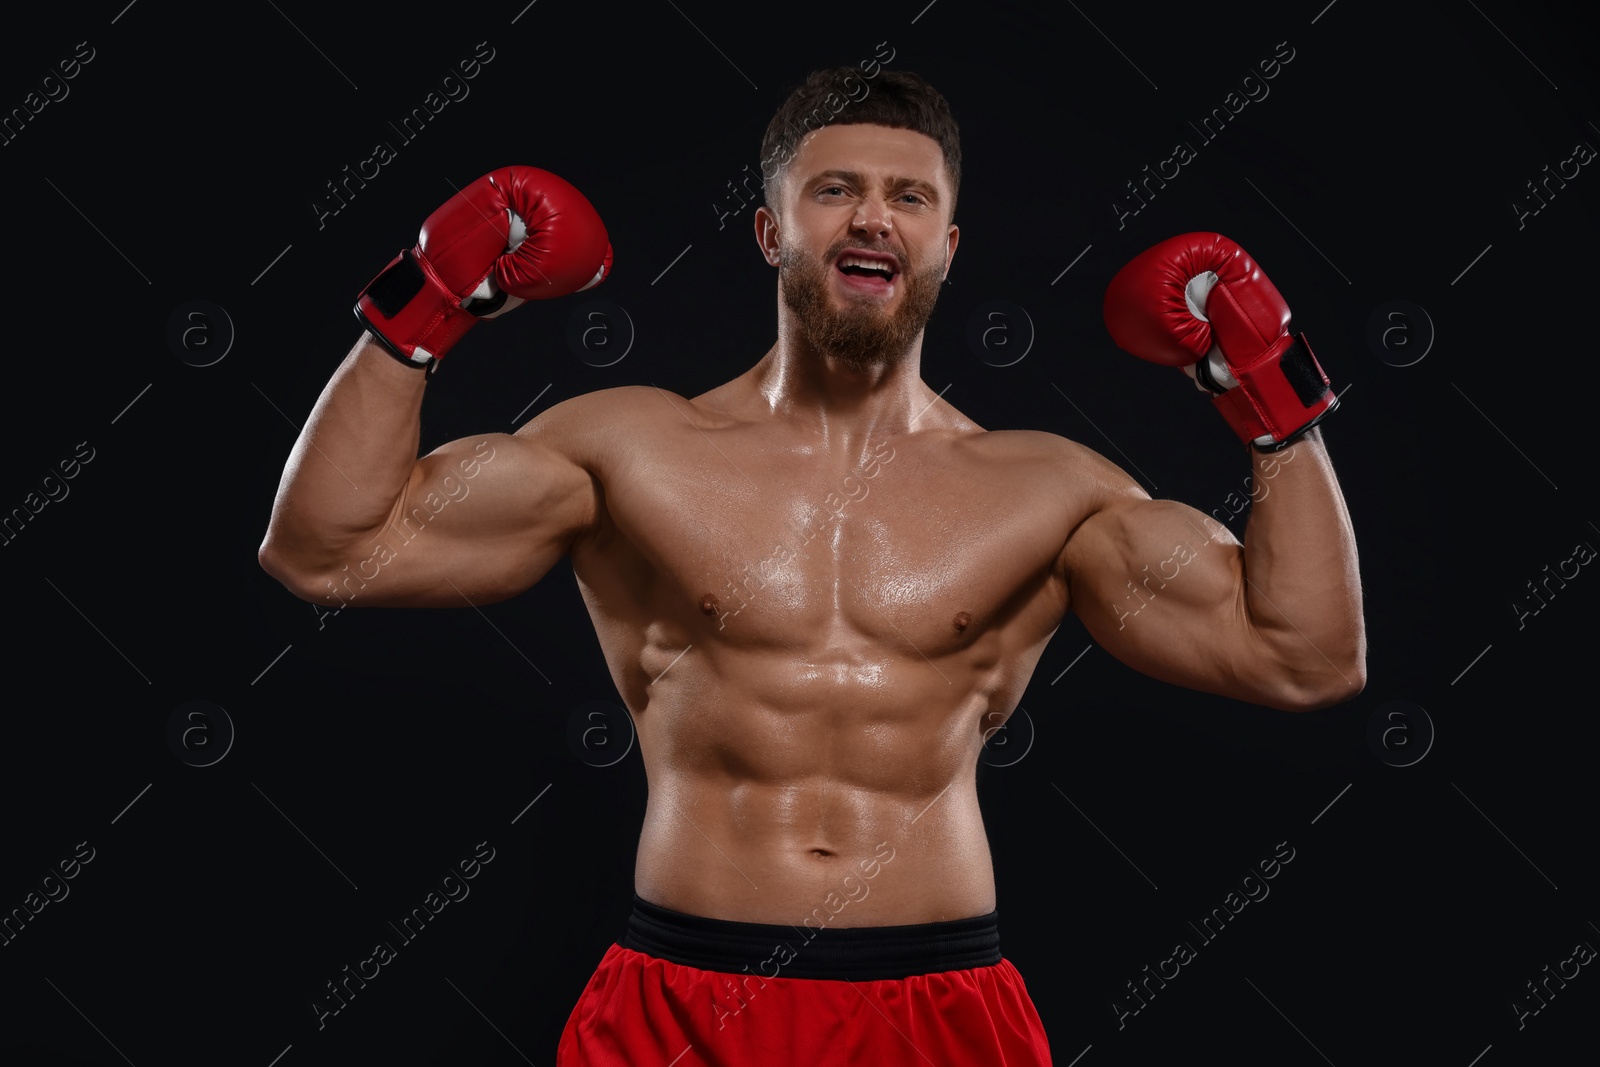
[545,377,1090,925]
[260,124,1365,928]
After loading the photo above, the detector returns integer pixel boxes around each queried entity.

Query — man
[260,67,1364,1065]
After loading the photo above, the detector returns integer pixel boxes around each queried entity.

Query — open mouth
[835,250,900,288]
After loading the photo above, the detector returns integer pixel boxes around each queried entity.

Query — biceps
[1069,501,1244,645]
[402,438,505,519]
[363,434,596,604]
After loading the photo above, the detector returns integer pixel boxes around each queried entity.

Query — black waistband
[619,895,1003,980]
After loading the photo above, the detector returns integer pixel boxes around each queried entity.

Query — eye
[819,185,848,197]
[898,193,926,205]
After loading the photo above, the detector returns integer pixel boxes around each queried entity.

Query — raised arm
[1065,232,1365,710]
[258,336,601,608]
[258,166,613,609]
[1064,430,1364,710]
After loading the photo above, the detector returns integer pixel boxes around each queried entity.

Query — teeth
[840,255,894,275]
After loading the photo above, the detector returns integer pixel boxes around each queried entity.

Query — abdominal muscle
[628,644,1003,928]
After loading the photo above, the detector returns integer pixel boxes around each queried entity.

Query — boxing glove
[1103,232,1336,450]
[356,166,613,370]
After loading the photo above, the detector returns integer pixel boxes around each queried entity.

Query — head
[754,69,963,372]
[758,67,963,217]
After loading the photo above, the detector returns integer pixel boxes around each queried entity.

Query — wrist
[354,249,480,372]
[1210,332,1337,448]
[353,333,439,393]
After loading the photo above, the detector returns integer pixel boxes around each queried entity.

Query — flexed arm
[259,167,612,607]
[1064,233,1364,710]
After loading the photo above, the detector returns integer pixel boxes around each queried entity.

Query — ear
[942,223,960,280]
[755,205,781,267]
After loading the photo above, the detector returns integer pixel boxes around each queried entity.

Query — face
[757,124,959,371]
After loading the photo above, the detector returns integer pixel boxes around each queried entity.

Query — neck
[751,306,938,447]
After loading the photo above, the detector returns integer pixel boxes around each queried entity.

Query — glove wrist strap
[1211,332,1338,447]
[353,249,481,372]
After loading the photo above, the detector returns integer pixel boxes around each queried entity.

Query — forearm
[1238,428,1366,704]
[260,334,427,587]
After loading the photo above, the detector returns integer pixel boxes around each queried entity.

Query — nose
[851,197,893,239]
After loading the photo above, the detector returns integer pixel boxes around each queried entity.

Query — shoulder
[511,385,699,461]
[945,427,1146,497]
[947,429,1157,578]
[916,426,1152,565]
[516,385,679,431]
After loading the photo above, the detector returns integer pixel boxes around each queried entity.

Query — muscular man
[260,68,1364,1065]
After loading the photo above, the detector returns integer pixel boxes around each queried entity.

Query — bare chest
[596,432,1073,655]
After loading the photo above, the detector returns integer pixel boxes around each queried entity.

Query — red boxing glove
[356,166,613,369]
[1103,232,1337,450]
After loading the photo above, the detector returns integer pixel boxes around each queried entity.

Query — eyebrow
[807,169,942,201]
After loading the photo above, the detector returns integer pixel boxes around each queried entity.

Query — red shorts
[557,896,1053,1066]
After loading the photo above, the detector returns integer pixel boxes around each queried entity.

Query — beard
[779,237,946,371]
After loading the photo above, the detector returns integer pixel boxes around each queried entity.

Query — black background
[2,1,1596,1064]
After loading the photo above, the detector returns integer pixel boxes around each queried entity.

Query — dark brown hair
[758,67,962,215]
